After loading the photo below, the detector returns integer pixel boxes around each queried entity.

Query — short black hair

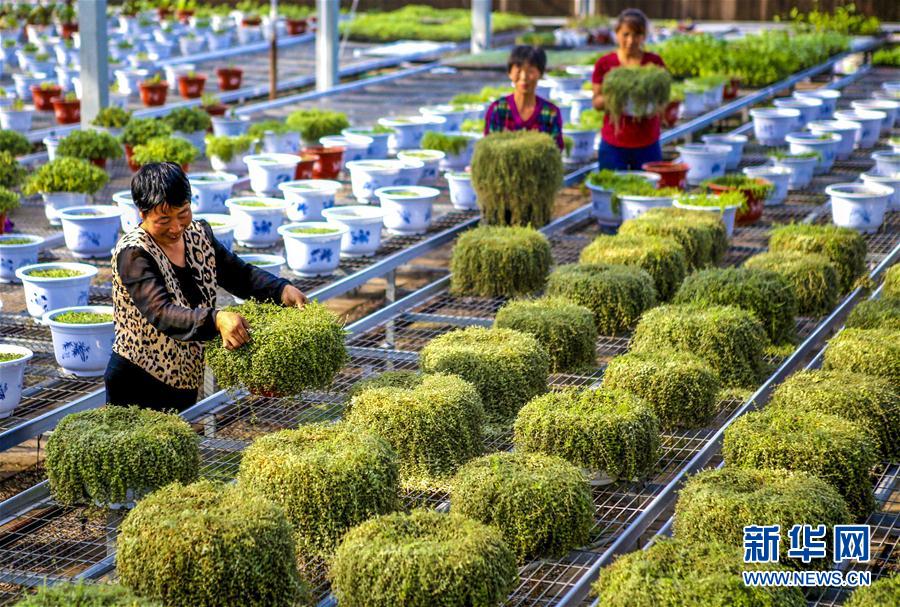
[131,162,191,214]
[507,45,547,75]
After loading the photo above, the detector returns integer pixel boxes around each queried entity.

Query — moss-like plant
[237,422,398,556]
[449,225,551,297]
[347,374,484,487]
[14,583,161,606]
[53,311,113,324]
[579,233,687,301]
[22,157,108,195]
[204,134,258,162]
[205,301,347,396]
[546,263,657,335]
[602,65,672,123]
[471,130,563,227]
[161,106,212,133]
[882,264,900,299]
[0,129,32,156]
[744,251,839,317]
[702,174,774,201]
[331,509,517,607]
[846,297,900,330]
[451,452,593,562]
[25,268,84,278]
[514,388,660,481]
[619,207,728,269]
[769,369,900,459]
[91,107,132,129]
[0,151,26,189]
[673,267,798,345]
[131,137,198,167]
[494,297,597,372]
[844,574,900,607]
[420,326,549,423]
[285,108,350,143]
[46,406,199,507]
[0,186,19,215]
[723,407,877,518]
[631,304,768,388]
[823,328,899,386]
[346,370,423,401]
[601,350,720,430]
[584,170,653,216]
[57,130,123,161]
[119,118,172,147]
[117,480,307,607]
[247,119,295,138]
[421,131,470,155]
[768,224,867,293]
[593,537,806,606]
[674,467,851,569]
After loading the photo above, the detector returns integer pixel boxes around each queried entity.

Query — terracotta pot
[60,22,78,39]
[176,9,194,24]
[707,179,769,226]
[31,85,62,111]
[642,161,689,189]
[724,78,740,100]
[124,144,140,172]
[51,97,80,124]
[0,212,6,235]
[181,163,190,173]
[285,18,307,35]
[139,81,168,107]
[303,146,344,179]
[216,67,243,91]
[157,8,173,20]
[663,100,681,127]
[294,155,317,180]
[89,158,107,170]
[203,104,227,117]
[178,74,206,99]
[242,16,262,27]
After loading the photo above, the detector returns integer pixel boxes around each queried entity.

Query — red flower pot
[0,212,6,235]
[124,144,140,172]
[724,78,740,100]
[31,85,61,111]
[285,18,308,35]
[178,74,206,99]
[139,81,168,107]
[157,8,173,20]
[60,22,78,39]
[642,161,689,190]
[294,155,317,180]
[89,158,107,170]
[303,146,345,179]
[203,104,228,117]
[51,97,80,124]
[216,67,243,91]
[242,16,262,27]
[663,100,681,127]
[707,179,769,226]
[176,9,194,24]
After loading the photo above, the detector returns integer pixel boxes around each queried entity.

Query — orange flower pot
[294,155,317,180]
[216,67,243,91]
[51,97,80,124]
[642,161,689,190]
[286,18,308,35]
[303,146,344,179]
[31,85,61,111]
[707,178,769,226]
[663,100,681,127]
[178,74,206,100]
[139,81,168,107]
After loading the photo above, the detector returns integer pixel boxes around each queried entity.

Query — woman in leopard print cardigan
[106,163,308,411]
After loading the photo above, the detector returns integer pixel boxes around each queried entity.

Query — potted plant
[0,99,33,132]
[286,109,350,147]
[50,91,81,125]
[112,190,141,233]
[321,205,385,258]
[445,171,477,210]
[179,30,205,56]
[0,232,44,282]
[745,252,839,317]
[206,134,257,173]
[699,133,748,170]
[750,107,802,146]
[175,0,197,23]
[248,120,301,154]
[278,179,341,222]
[0,152,26,192]
[702,174,773,226]
[215,65,243,91]
[200,93,227,117]
[374,186,440,235]
[0,130,31,157]
[344,159,405,203]
[58,205,123,259]
[42,306,116,376]
[162,106,212,153]
[673,191,745,238]
[120,118,173,171]
[377,115,432,151]
[138,74,168,107]
[396,150,445,185]
[833,109,884,150]
[663,82,683,126]
[15,261,98,319]
[785,132,841,174]
[450,225,551,297]
[769,149,819,190]
[206,24,232,51]
[676,143,731,186]
[0,186,19,236]
[826,182,893,234]
[31,81,61,111]
[23,157,109,225]
[90,106,132,138]
[278,222,347,276]
[56,130,123,169]
[614,180,680,222]
[212,109,250,137]
[194,213,236,250]
[223,196,291,248]
[13,71,47,103]
[187,172,238,214]
[0,344,33,418]
[56,3,78,39]
[280,4,311,35]
[602,64,671,124]
[156,0,174,20]
[243,152,302,195]
[132,137,199,173]
[177,70,206,99]
[128,51,156,71]
[343,124,394,158]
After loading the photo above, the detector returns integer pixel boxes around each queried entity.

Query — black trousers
[104,352,198,413]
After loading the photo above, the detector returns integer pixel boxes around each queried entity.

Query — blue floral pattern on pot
[0,382,7,401]
[309,248,334,264]
[78,231,102,248]
[31,292,48,312]
[849,208,871,227]
[401,210,411,224]
[351,229,370,245]
[62,341,90,362]
[253,219,273,235]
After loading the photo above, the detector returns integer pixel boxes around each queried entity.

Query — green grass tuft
[450,226,551,297]
[579,233,688,301]
[768,224,866,293]
[744,251,839,317]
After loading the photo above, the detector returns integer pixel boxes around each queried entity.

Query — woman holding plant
[591,9,669,170]
[105,162,308,412]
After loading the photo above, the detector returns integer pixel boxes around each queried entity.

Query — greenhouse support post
[316,0,339,92]
[472,0,492,54]
[78,0,108,127]
[269,0,278,100]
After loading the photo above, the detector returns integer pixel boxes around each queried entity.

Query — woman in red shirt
[591,9,668,170]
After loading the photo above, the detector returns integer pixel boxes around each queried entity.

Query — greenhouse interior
[0,0,899,605]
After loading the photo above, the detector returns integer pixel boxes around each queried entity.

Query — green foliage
[823,328,900,386]
[57,130,123,161]
[784,3,880,35]
[516,31,555,47]
[237,422,398,557]
[420,326,549,423]
[846,297,900,330]
[0,151,26,189]
[601,350,720,430]
[22,157,108,195]
[450,225,551,297]
[873,46,900,67]
[619,207,728,269]
[593,538,805,607]
[421,131,470,155]
[205,301,348,396]
[515,388,659,480]
[769,223,866,293]
[25,268,84,278]
[674,267,798,345]
[0,129,31,156]
[91,107,132,128]
[46,406,199,506]
[631,304,768,388]
[331,509,518,607]
[0,186,19,214]
[844,574,900,607]
[579,233,687,301]
[13,583,159,607]
[494,296,597,372]
[471,130,562,227]
[723,407,877,518]
[584,170,652,215]
[204,135,257,162]
[451,452,592,562]
[703,174,774,201]
[545,263,657,335]
[247,120,294,138]
[161,106,211,133]
[577,108,604,130]
[52,311,113,324]
[617,182,681,198]
[132,137,198,167]
[884,265,900,299]
[744,251,839,317]
[117,480,307,607]
[677,190,748,212]
[347,370,422,401]
[602,65,671,123]
[120,118,172,147]
[339,4,530,42]
[460,118,482,133]
[347,374,484,487]
[285,108,350,143]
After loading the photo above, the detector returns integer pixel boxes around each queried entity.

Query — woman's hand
[215,310,251,350]
[281,285,308,308]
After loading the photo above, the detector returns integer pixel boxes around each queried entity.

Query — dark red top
[592,51,667,149]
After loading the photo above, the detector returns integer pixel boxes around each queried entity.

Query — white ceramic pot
[0,344,33,417]
[12,73,46,101]
[826,183,892,233]
[163,64,193,93]
[279,179,341,222]
[261,131,301,155]
[680,90,706,119]
[703,83,725,110]
[674,198,738,238]
[43,305,115,377]
[237,24,263,45]
[419,105,468,133]
[179,36,205,56]
[189,172,238,214]
[395,158,425,187]
[563,128,596,163]
[793,89,840,119]
[807,120,861,160]
[677,144,731,186]
[547,74,584,96]
[586,182,621,226]
[700,134,748,170]
[143,39,174,59]
[742,166,792,206]
[785,132,840,174]
[773,97,822,127]
[195,213,235,251]
[397,150,445,185]
[55,65,78,92]
[278,221,347,276]
[43,136,62,161]
[114,68,149,96]
[860,172,900,212]
[558,90,593,124]
[378,116,431,151]
[320,135,371,167]
[882,81,900,96]
[375,186,440,235]
[0,105,34,131]
[322,205,385,257]
[42,192,89,226]
[342,128,391,159]
[243,153,301,195]
[446,171,477,210]
[225,196,289,248]
[435,133,478,171]
[750,108,802,146]
[59,206,122,259]
[0,234,44,283]
[771,155,818,190]
[557,103,573,124]
[16,262,98,319]
[851,99,898,132]
[238,253,284,275]
[211,115,250,137]
[346,160,405,203]
[210,154,247,174]
[833,110,886,149]
[173,129,205,155]
[113,190,141,233]
[619,193,675,222]
[871,152,900,177]
[207,30,232,51]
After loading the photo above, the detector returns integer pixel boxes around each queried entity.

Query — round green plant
[744,250,839,317]
[205,301,348,396]
[768,223,867,293]
[117,480,307,607]
[723,407,877,518]
[579,233,687,301]
[419,326,549,423]
[514,388,660,481]
[346,370,422,401]
[57,130,123,161]
[844,574,900,607]
[119,118,172,147]
[823,328,900,386]
[46,406,199,507]
[22,157,108,195]
[449,225,552,297]
[91,106,132,129]
[131,137,198,167]
[285,108,350,143]
[546,263,657,335]
[421,131,470,155]
[602,64,672,123]
[0,186,19,214]
[882,264,900,299]
[13,583,161,606]
[247,119,295,138]
[205,134,257,162]
[619,207,728,269]
[0,151,25,189]
[471,130,563,227]
[846,297,900,330]
[451,451,593,562]
[0,129,31,156]
[347,373,484,487]
[494,296,597,372]
[161,106,212,133]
